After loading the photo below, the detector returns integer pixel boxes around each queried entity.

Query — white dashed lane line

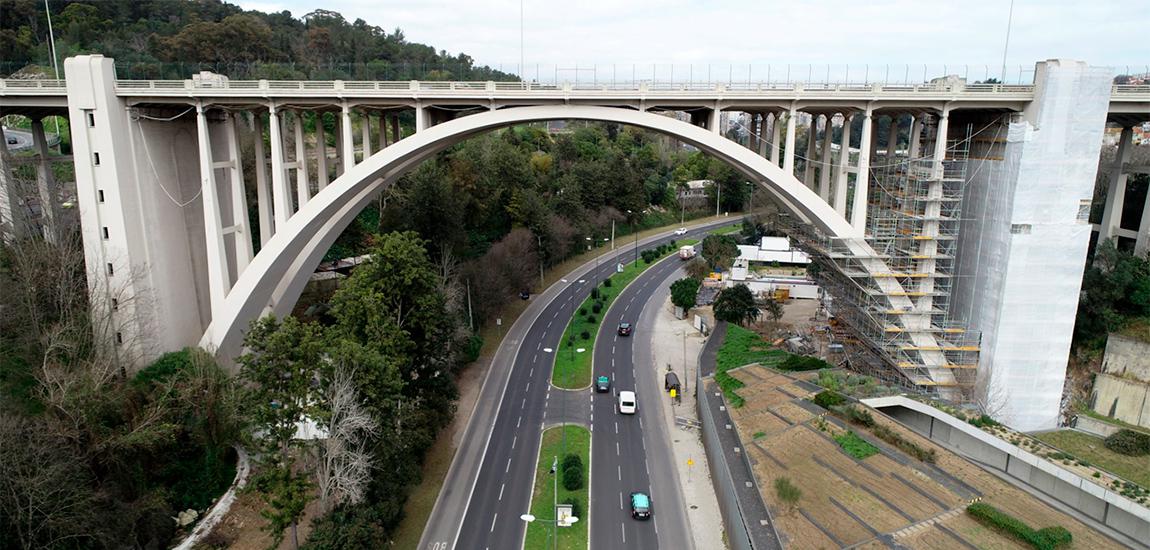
[490,513,497,533]
[498,483,505,501]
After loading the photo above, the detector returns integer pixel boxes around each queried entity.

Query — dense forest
[0,0,517,80]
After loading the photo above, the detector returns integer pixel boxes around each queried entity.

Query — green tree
[714,284,760,326]
[701,234,740,272]
[670,277,701,311]
[1074,239,1150,347]
[762,298,784,323]
[239,316,327,549]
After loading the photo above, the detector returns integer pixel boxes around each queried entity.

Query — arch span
[202,104,863,359]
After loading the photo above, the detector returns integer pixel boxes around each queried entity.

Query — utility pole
[715,182,721,216]
[611,219,615,250]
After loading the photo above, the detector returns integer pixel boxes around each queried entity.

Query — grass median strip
[524,425,591,550]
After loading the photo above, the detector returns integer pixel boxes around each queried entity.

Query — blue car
[630,491,651,520]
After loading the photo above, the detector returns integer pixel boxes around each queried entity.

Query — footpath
[648,295,727,550]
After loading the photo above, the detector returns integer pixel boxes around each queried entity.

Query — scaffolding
[789,117,981,399]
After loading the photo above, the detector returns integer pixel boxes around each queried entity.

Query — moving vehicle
[679,245,696,260]
[674,227,688,236]
[595,375,611,393]
[617,322,633,336]
[630,491,652,520]
[618,390,637,414]
[665,372,681,393]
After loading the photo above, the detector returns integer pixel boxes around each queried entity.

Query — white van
[618,390,637,414]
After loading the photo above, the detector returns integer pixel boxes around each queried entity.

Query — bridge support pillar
[416,103,429,133]
[834,113,852,216]
[707,105,721,134]
[293,111,311,207]
[315,112,329,192]
[268,106,291,228]
[360,110,372,161]
[804,113,819,188]
[1098,125,1132,244]
[195,102,232,325]
[0,132,29,243]
[783,107,798,174]
[251,112,273,246]
[224,112,254,275]
[757,113,770,158]
[819,115,834,202]
[341,102,356,172]
[908,115,923,159]
[390,113,401,143]
[886,114,900,158]
[770,113,782,166]
[30,119,60,242]
[850,108,873,234]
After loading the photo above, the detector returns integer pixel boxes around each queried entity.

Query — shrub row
[777,354,829,372]
[1104,429,1150,456]
[812,390,846,409]
[562,454,584,491]
[966,503,1073,550]
[968,414,1001,429]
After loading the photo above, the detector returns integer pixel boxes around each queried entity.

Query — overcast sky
[238,0,1149,77]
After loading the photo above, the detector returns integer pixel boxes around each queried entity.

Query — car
[618,390,637,414]
[674,227,688,236]
[617,322,633,337]
[595,375,611,393]
[630,491,652,520]
[519,290,530,300]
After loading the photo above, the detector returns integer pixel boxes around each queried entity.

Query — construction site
[788,112,1000,401]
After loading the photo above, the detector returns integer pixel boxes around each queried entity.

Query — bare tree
[313,367,378,514]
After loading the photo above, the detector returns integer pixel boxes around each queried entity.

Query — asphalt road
[419,219,734,550]
[590,251,697,550]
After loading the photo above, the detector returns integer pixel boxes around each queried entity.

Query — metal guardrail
[2,78,1147,101]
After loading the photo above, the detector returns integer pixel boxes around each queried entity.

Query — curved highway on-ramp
[419,219,733,550]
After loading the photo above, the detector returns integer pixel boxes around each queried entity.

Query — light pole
[627,209,639,266]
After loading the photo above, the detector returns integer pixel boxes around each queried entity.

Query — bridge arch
[201,104,864,359]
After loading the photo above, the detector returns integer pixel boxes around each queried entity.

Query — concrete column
[415,103,428,133]
[225,113,253,275]
[250,111,273,245]
[379,112,389,148]
[909,115,923,159]
[819,115,834,202]
[1136,181,1150,257]
[292,112,311,207]
[195,103,230,322]
[851,108,874,234]
[804,113,818,187]
[757,113,770,158]
[708,105,721,134]
[0,130,28,243]
[783,107,798,174]
[268,105,292,228]
[1099,126,1133,244]
[770,113,782,166]
[932,108,951,179]
[834,114,852,216]
[886,114,900,158]
[360,110,372,161]
[30,119,59,241]
[341,102,356,172]
[315,112,329,192]
[390,114,401,143]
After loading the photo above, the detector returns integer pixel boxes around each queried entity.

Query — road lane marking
[537,342,541,350]
[490,513,497,533]
[526,382,531,393]
[521,398,526,408]
[512,436,517,449]
[621,523,626,543]
[619,492,623,509]
[615,422,618,434]
[617,465,621,480]
[616,442,620,455]
[517,416,521,428]
[532,354,537,363]
[529,367,534,377]
[506,458,512,473]
[498,483,505,501]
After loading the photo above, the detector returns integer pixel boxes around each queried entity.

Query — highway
[590,250,697,550]
[420,219,732,550]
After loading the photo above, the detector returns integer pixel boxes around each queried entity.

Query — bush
[562,497,583,521]
[591,288,600,299]
[812,390,845,409]
[562,453,583,472]
[603,278,612,287]
[834,431,879,459]
[838,405,876,428]
[132,348,195,389]
[969,414,1001,429]
[966,503,1073,549]
[774,477,802,505]
[591,302,603,314]
[563,464,584,491]
[586,316,597,324]
[778,354,829,372]
[579,307,587,316]
[1104,429,1150,456]
[463,334,483,363]
[580,331,590,340]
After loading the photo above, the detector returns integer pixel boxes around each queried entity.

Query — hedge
[966,503,1072,549]
[1104,429,1150,456]
[812,390,846,409]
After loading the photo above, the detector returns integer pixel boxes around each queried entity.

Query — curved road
[420,219,733,550]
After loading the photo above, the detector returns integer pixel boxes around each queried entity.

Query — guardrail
[2,78,1146,101]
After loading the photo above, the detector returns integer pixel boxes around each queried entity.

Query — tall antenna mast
[1000,0,1015,83]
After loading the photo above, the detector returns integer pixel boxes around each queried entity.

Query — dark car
[595,375,611,393]
[519,290,531,300]
[617,322,633,337]
[630,491,652,520]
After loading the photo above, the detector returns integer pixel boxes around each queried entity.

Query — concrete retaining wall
[697,383,753,550]
[1072,415,1124,438]
[865,396,1150,546]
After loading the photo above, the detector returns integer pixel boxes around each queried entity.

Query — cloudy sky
[238,0,1149,79]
